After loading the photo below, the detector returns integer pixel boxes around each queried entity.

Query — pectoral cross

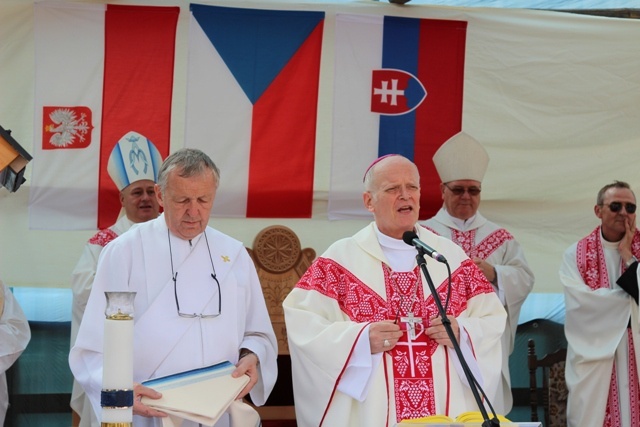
[400,312,423,340]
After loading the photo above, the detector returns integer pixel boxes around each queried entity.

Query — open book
[140,361,250,427]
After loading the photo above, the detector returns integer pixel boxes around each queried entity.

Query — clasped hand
[426,316,459,348]
[369,316,460,354]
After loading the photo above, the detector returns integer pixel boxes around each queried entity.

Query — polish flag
[29,2,178,230]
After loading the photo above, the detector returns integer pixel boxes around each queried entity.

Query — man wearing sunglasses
[423,132,534,416]
[561,180,640,427]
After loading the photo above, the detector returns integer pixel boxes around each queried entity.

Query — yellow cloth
[401,414,454,423]
[401,411,511,424]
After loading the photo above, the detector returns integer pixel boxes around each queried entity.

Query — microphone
[402,231,447,263]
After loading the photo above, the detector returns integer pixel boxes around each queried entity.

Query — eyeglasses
[169,230,222,319]
[444,183,481,196]
[602,202,637,214]
[172,271,221,319]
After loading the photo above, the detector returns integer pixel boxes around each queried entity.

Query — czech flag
[186,4,324,218]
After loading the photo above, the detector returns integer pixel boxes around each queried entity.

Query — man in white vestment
[283,155,506,427]
[423,132,534,415]
[69,148,277,427]
[561,180,640,427]
[0,279,31,426]
[69,132,163,427]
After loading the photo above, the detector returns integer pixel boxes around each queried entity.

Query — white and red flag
[29,2,178,230]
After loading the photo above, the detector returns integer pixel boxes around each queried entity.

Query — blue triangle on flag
[191,4,323,104]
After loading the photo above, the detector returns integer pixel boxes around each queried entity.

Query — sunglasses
[603,202,637,214]
[444,183,481,196]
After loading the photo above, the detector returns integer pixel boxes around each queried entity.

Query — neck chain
[387,266,419,319]
[388,265,424,340]
[387,266,424,340]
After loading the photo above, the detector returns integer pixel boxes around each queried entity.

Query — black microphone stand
[415,248,500,427]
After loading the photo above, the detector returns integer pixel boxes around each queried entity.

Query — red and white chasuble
[284,223,506,427]
[562,227,640,427]
[423,209,517,260]
[423,208,534,415]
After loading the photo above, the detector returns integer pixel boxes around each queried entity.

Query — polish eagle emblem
[42,106,93,149]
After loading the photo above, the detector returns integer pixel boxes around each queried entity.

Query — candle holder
[101,291,136,427]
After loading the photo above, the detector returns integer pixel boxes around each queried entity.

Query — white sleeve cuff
[336,324,383,402]
[447,326,484,390]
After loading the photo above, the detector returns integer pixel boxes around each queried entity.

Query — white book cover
[140,361,250,427]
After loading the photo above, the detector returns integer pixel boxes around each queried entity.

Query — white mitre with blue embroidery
[107,131,163,191]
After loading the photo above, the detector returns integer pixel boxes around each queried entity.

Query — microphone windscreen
[402,231,418,246]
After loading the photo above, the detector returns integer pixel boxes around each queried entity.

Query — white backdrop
[1,0,639,306]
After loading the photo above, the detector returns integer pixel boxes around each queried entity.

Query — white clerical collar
[443,208,476,231]
[374,224,417,272]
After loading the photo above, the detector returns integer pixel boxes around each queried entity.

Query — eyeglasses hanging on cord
[168,229,222,319]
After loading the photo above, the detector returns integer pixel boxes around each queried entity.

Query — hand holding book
[140,361,258,427]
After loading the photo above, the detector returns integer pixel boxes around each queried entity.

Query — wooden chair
[527,338,568,427]
[246,225,316,426]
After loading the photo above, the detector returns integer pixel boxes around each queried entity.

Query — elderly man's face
[363,157,420,239]
[156,168,217,240]
[121,179,160,223]
[441,179,482,221]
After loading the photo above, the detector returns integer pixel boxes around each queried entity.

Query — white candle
[101,292,135,425]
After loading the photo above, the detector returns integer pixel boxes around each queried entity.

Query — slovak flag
[29,2,178,230]
[185,4,324,218]
[329,14,467,220]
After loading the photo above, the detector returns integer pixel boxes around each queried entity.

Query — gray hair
[363,168,376,193]
[157,148,220,192]
[596,180,634,205]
